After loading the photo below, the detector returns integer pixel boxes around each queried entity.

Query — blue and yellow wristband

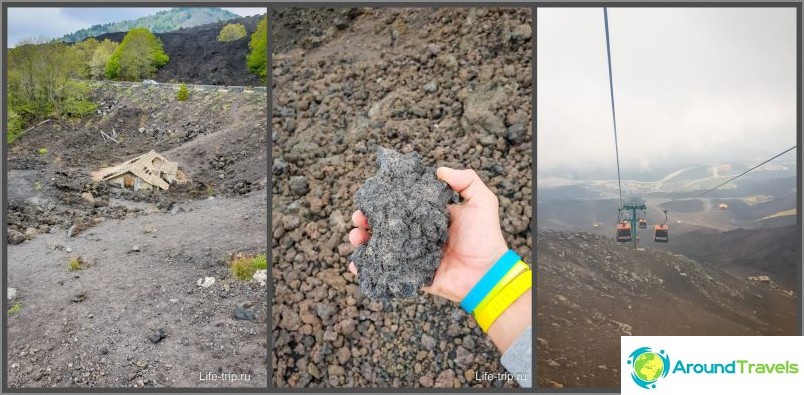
[460,250,532,332]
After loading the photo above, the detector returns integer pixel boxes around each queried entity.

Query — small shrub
[61,99,98,118]
[231,253,267,281]
[67,257,82,272]
[252,254,267,270]
[177,83,189,101]
[37,147,48,155]
[206,184,215,196]
[8,301,22,315]
[231,256,256,280]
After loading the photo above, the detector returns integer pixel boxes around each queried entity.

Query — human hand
[348,167,509,302]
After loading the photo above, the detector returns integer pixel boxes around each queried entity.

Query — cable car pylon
[621,197,646,249]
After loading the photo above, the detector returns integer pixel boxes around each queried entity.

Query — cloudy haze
[537,8,797,178]
[7,7,266,46]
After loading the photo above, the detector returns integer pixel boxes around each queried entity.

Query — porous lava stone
[351,147,452,299]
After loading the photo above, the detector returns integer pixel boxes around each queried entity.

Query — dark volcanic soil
[654,225,798,289]
[271,7,532,388]
[535,230,797,389]
[94,13,265,86]
[6,79,268,387]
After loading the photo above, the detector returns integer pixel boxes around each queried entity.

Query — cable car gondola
[654,210,669,243]
[638,218,647,229]
[615,209,632,242]
[617,221,632,242]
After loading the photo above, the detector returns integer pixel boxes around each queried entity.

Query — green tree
[89,39,119,80]
[8,38,81,118]
[246,16,267,83]
[105,27,169,80]
[7,37,96,143]
[73,37,99,78]
[217,23,247,42]
[176,83,189,101]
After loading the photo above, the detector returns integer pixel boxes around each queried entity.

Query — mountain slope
[93,14,265,85]
[60,7,240,42]
[655,225,798,288]
[536,230,797,388]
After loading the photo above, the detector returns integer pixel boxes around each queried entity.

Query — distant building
[91,150,188,191]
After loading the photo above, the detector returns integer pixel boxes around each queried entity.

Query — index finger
[352,210,370,230]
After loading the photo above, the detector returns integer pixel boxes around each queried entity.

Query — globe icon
[633,352,664,382]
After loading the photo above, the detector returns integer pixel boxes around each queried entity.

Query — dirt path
[6,192,268,388]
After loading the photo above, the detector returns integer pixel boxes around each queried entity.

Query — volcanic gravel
[271,7,532,388]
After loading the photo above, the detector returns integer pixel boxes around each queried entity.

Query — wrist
[458,248,532,354]
[485,288,531,353]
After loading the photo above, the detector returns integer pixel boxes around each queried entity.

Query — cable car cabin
[616,222,632,242]
[654,224,669,243]
[638,219,647,229]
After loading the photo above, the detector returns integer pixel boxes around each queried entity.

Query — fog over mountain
[537,8,796,173]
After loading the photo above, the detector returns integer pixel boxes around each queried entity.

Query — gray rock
[421,333,437,350]
[234,306,256,321]
[455,346,474,366]
[289,176,309,196]
[480,135,497,147]
[505,124,527,145]
[315,303,337,321]
[282,215,301,230]
[147,328,166,343]
[463,85,508,136]
[8,287,17,300]
[423,81,438,93]
[511,24,532,41]
[273,158,288,175]
[351,147,452,299]
[71,290,86,303]
[8,230,26,245]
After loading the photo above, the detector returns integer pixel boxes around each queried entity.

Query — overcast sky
[537,8,797,177]
[7,7,266,46]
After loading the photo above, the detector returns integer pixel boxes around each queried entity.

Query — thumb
[436,167,495,204]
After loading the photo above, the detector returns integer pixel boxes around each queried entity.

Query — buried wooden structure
[91,150,188,191]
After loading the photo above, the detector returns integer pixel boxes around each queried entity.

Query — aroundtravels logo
[622,337,803,393]
[626,347,670,389]
[626,345,800,390]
